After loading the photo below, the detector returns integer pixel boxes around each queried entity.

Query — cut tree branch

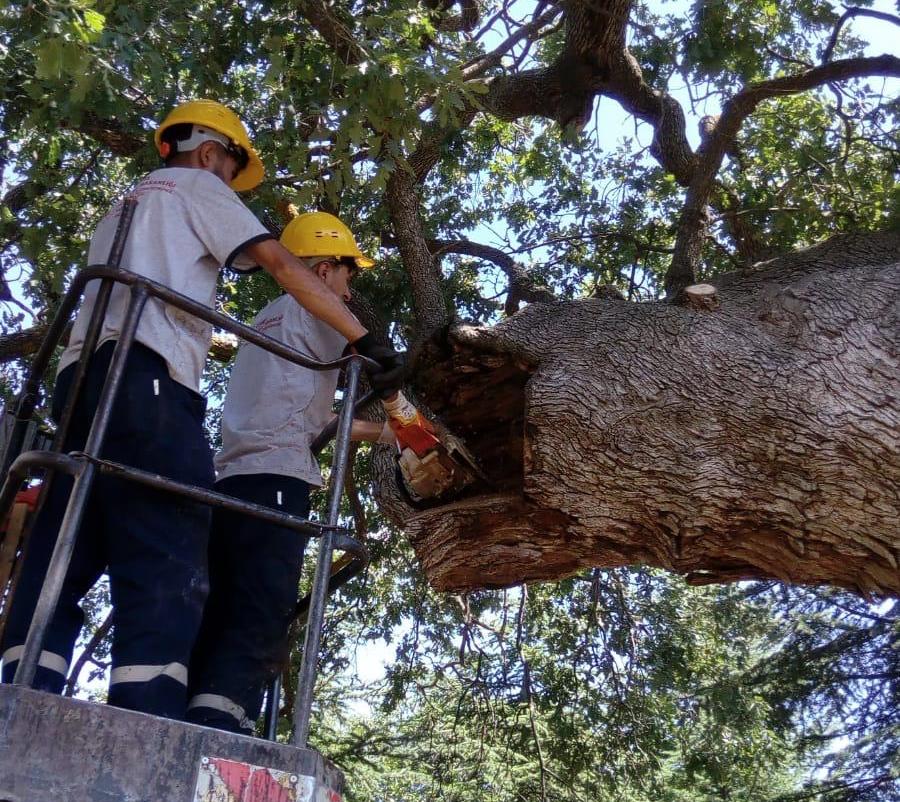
[666,54,900,298]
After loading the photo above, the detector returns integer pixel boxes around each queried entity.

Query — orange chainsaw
[382,392,486,508]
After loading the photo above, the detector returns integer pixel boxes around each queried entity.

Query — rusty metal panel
[0,686,344,802]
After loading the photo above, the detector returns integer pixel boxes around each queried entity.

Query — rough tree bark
[377,231,900,597]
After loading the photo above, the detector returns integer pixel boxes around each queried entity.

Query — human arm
[245,239,404,394]
[335,418,397,445]
[189,174,368,345]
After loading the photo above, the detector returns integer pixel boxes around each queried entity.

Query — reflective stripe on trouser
[1,645,70,690]
[188,693,253,732]
[110,662,189,686]
[186,474,311,735]
[0,342,214,719]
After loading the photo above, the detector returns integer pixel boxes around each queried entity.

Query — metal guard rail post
[0,200,137,647]
[0,263,374,743]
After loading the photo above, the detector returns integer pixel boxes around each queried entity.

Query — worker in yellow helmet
[187,212,397,735]
[153,98,266,192]
[0,103,402,721]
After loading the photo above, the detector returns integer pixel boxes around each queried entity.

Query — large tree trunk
[378,231,900,597]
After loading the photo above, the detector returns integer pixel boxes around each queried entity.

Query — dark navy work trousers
[1,341,214,719]
[186,473,310,734]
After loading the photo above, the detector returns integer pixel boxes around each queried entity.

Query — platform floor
[0,684,343,802]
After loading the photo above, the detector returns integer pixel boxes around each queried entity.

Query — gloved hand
[348,333,405,396]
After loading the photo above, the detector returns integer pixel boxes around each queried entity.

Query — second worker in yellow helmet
[186,212,398,735]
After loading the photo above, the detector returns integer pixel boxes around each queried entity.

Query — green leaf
[35,39,64,81]
[83,9,105,33]
[71,70,96,103]
[386,76,405,104]
[61,42,89,76]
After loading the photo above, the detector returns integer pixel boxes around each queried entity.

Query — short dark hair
[160,123,194,165]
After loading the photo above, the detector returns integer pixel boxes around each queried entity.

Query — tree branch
[481,63,601,129]
[3,179,50,217]
[822,7,900,63]
[73,112,145,156]
[416,7,562,119]
[480,0,634,129]
[343,443,368,540]
[296,0,366,65]
[0,322,238,365]
[666,54,900,298]
[604,50,696,185]
[436,0,480,34]
[714,185,779,267]
[438,238,555,313]
[0,323,59,363]
[64,611,113,696]
[475,3,698,184]
[385,170,450,340]
[384,235,557,314]
[460,5,564,81]
[514,587,548,802]
[408,107,478,183]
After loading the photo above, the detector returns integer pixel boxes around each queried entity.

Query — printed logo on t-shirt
[257,314,284,334]
[105,177,180,219]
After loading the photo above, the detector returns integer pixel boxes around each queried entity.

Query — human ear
[198,141,216,169]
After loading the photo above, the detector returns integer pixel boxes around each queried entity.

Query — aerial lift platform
[0,199,371,801]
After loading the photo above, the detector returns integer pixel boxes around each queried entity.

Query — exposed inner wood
[415,337,531,499]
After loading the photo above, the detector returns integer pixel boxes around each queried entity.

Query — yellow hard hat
[279,212,375,269]
[154,99,265,193]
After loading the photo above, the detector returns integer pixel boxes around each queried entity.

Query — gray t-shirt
[214,293,349,486]
[59,168,272,392]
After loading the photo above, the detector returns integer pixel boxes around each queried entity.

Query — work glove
[348,333,405,397]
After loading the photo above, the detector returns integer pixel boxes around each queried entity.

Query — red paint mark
[213,759,252,799]
[209,758,298,802]
[247,770,295,802]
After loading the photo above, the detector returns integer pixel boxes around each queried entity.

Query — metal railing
[0,199,372,747]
